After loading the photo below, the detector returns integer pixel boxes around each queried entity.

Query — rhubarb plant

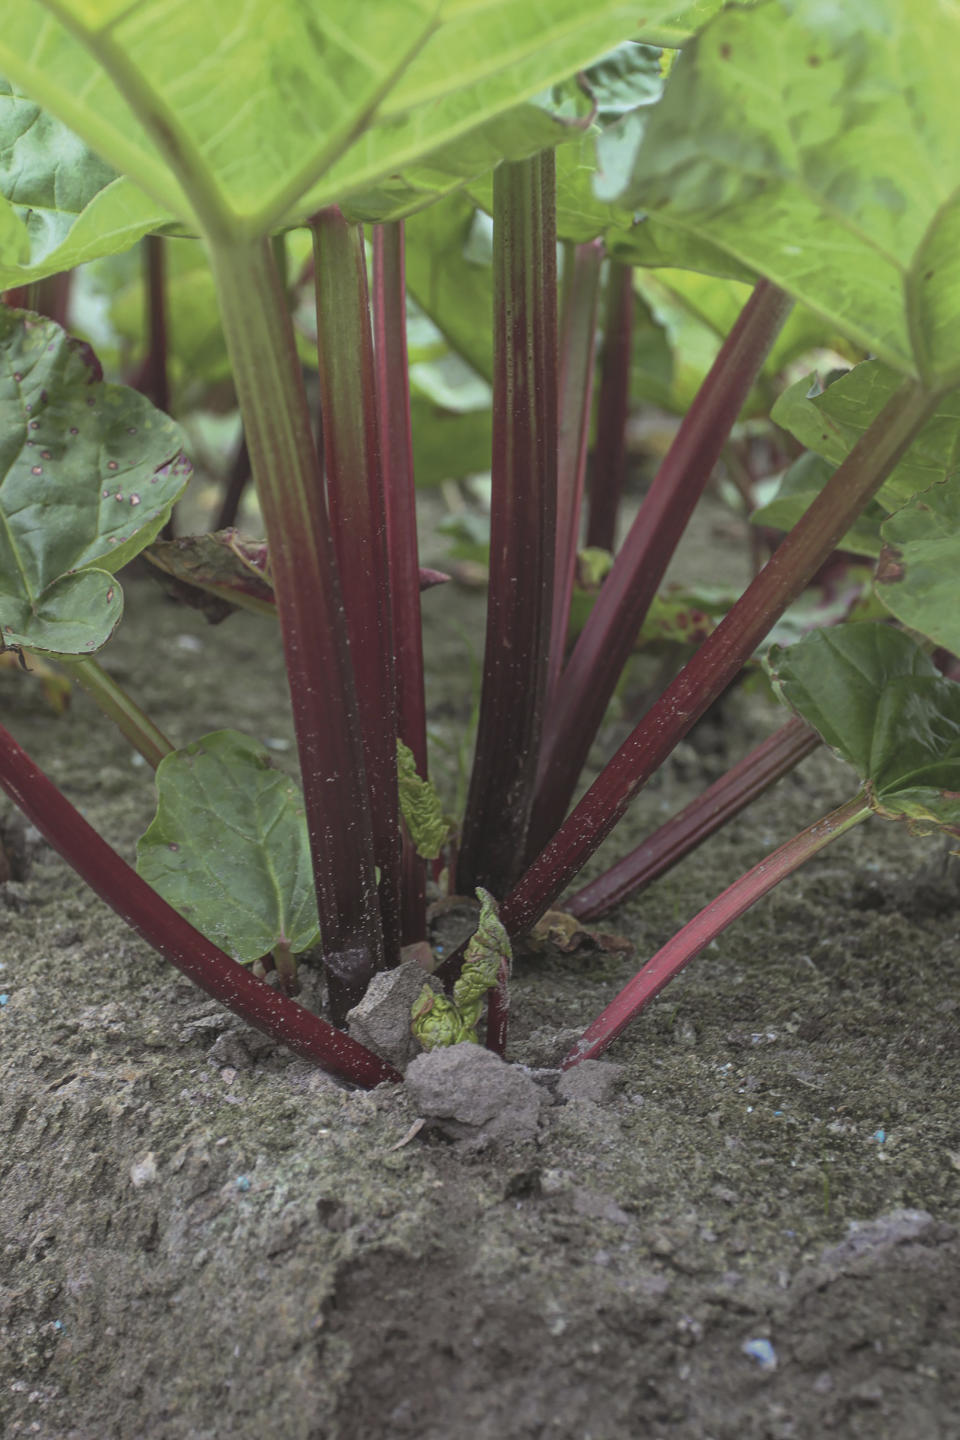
[1,0,959,1088]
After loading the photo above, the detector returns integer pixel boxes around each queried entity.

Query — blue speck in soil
[873,1128,886,1143]
[235,1175,252,1191]
[0,994,9,1007]
[742,1338,777,1371]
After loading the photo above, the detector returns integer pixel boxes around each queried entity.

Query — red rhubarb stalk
[529,280,793,855]
[0,724,400,1088]
[456,152,559,896]
[566,716,819,920]
[503,375,937,939]
[562,792,870,1067]
[548,239,603,700]
[209,237,384,1018]
[373,220,429,943]
[311,210,402,968]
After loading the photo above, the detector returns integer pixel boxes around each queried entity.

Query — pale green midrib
[244,13,439,238]
[260,793,303,947]
[875,766,960,798]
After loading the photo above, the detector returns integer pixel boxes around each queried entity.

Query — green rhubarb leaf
[455,889,511,1002]
[407,331,493,486]
[338,100,585,226]
[136,730,321,963]
[3,1,712,238]
[769,624,960,833]
[411,984,467,1049]
[772,363,960,510]
[750,452,886,559]
[0,308,189,657]
[616,0,960,387]
[411,887,510,1048]
[874,474,960,658]
[0,192,29,269]
[397,740,456,860]
[518,42,665,244]
[0,78,169,287]
[410,402,492,487]
[629,270,856,417]
[405,196,494,383]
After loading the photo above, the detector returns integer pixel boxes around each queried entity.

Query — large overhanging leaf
[2,1,719,239]
[136,730,321,963]
[337,102,586,227]
[0,308,189,656]
[0,77,169,286]
[769,624,960,833]
[875,474,960,660]
[615,0,960,389]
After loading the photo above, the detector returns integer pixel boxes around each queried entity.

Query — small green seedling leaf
[769,624,960,834]
[397,740,456,860]
[412,888,510,1048]
[771,364,960,511]
[0,308,190,657]
[875,473,960,656]
[136,730,320,964]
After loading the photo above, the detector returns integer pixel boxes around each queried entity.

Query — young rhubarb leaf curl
[397,740,457,860]
[411,889,511,1049]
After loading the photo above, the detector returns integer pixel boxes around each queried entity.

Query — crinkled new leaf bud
[397,740,456,860]
[411,984,467,1049]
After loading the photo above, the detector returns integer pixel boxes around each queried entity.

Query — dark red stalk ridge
[456,151,559,897]
[373,220,429,943]
[312,210,402,962]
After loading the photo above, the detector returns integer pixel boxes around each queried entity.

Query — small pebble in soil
[742,1337,778,1371]
[129,1152,158,1188]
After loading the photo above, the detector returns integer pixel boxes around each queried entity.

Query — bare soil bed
[3,523,960,1439]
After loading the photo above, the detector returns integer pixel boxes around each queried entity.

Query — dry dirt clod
[346,959,436,1071]
[404,1042,547,1144]
[556,1060,625,1105]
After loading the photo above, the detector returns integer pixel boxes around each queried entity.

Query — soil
[3,496,960,1440]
